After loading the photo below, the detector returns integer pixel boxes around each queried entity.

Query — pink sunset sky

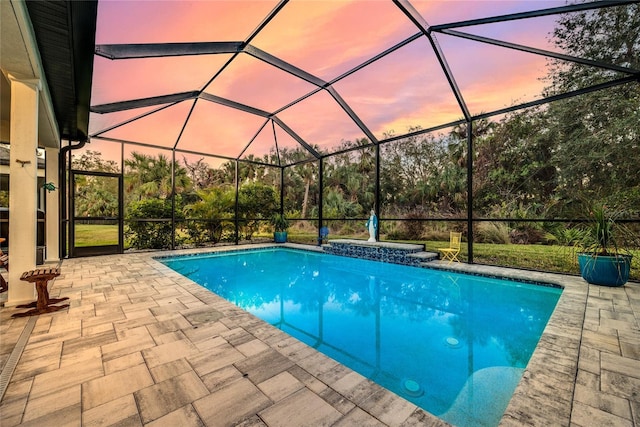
[87,0,571,166]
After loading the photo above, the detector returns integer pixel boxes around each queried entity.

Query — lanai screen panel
[202,54,319,114]
[90,105,171,140]
[176,100,269,158]
[72,139,122,173]
[333,36,463,140]
[410,1,568,26]
[250,1,418,81]
[95,0,276,43]
[276,90,371,155]
[438,34,550,116]
[92,55,231,105]
[98,101,194,149]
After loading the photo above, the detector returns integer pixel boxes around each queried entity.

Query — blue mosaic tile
[323,240,425,266]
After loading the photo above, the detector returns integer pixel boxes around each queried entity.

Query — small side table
[12,267,69,317]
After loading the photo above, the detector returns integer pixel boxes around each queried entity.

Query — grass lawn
[74,224,119,247]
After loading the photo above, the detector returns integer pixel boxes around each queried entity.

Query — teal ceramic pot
[578,253,632,287]
[274,231,288,243]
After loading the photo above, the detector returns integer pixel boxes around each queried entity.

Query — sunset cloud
[90,1,572,160]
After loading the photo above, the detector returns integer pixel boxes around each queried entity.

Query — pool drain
[444,336,462,348]
[402,379,424,397]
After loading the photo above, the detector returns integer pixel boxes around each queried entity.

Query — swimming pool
[160,247,561,426]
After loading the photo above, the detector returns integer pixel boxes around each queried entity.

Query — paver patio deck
[1,243,638,426]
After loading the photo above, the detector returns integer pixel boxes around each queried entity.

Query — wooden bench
[12,267,69,317]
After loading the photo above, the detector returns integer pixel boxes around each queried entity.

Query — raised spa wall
[322,239,438,266]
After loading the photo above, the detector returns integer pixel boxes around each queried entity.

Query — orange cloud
[91,1,568,158]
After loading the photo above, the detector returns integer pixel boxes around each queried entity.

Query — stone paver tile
[601,370,640,402]
[122,307,154,320]
[81,311,126,329]
[399,408,449,427]
[188,343,245,377]
[601,351,640,379]
[67,305,97,321]
[62,329,117,356]
[149,303,188,317]
[113,317,159,339]
[0,394,29,426]
[22,384,80,422]
[235,415,268,427]
[145,405,204,427]
[101,326,155,361]
[135,371,209,423]
[29,355,103,399]
[620,335,640,359]
[330,370,368,398]
[120,301,157,314]
[287,365,328,395]
[194,336,228,352]
[360,387,417,426]
[332,407,386,427]
[82,394,140,427]
[577,345,601,375]
[193,378,272,427]
[631,399,640,426]
[149,358,193,383]
[257,371,304,402]
[104,351,145,375]
[220,327,255,347]
[11,342,62,381]
[259,388,342,427]
[25,329,81,351]
[1,377,33,403]
[601,317,640,331]
[146,316,192,338]
[237,339,271,357]
[576,369,600,389]
[571,400,633,427]
[142,339,198,368]
[318,387,355,415]
[31,316,53,335]
[573,383,632,420]
[82,364,154,410]
[182,322,230,343]
[60,346,102,368]
[297,351,340,378]
[16,402,81,427]
[81,321,114,337]
[153,330,188,345]
[48,318,82,334]
[201,365,245,392]
[581,330,621,354]
[234,348,295,384]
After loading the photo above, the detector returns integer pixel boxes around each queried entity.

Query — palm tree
[124,152,191,201]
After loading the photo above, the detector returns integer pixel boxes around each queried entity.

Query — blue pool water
[160,248,561,426]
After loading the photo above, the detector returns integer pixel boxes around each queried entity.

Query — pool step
[407,251,440,264]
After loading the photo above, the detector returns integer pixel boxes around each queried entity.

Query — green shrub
[476,222,510,244]
[183,187,235,245]
[125,198,182,249]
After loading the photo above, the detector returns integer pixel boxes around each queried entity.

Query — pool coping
[153,242,588,426]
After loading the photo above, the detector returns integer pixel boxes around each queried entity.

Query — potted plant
[271,213,290,243]
[576,204,636,287]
